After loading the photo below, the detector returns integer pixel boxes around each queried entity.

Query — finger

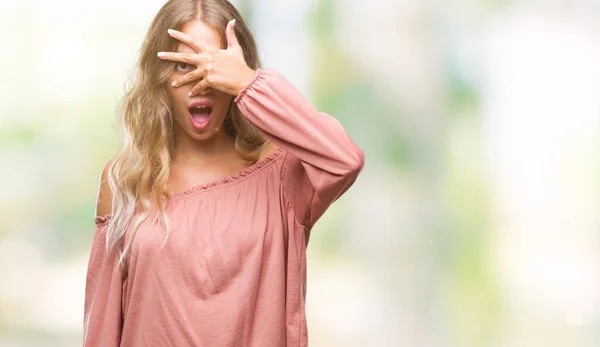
[171,68,205,88]
[167,29,212,53]
[225,19,240,49]
[157,51,199,65]
[189,78,211,97]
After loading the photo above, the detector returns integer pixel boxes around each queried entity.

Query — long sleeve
[235,69,365,229]
[83,217,125,347]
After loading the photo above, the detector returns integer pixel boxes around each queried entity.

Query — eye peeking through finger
[175,62,195,72]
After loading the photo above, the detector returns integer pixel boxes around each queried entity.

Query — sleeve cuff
[234,68,263,104]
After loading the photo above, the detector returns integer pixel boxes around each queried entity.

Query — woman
[84,0,364,346]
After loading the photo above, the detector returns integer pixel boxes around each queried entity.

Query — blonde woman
[84,0,364,346]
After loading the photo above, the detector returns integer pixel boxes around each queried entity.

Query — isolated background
[0,0,598,346]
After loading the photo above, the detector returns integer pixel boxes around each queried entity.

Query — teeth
[191,106,211,111]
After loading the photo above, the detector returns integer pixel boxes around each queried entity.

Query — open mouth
[188,104,213,130]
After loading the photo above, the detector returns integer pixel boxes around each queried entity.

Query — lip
[188,100,214,131]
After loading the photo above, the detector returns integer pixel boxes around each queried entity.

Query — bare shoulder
[258,141,280,161]
[96,160,114,218]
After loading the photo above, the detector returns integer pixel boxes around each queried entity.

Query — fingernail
[171,81,177,87]
[232,19,236,26]
[167,29,174,35]
[188,91,193,96]
[157,52,165,57]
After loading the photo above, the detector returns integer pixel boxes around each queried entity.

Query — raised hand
[157,19,257,97]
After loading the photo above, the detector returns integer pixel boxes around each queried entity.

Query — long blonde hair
[106,0,266,263]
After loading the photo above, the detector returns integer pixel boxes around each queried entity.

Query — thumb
[226,19,240,49]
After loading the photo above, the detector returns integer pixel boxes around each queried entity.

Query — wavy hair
[105,0,266,264]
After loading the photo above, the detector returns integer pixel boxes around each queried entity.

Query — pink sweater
[84,69,364,347]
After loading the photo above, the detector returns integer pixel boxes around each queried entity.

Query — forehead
[176,20,223,53]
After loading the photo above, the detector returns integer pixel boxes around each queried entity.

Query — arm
[84,163,124,346]
[235,69,365,228]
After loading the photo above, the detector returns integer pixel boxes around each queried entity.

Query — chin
[184,125,218,141]
[182,118,227,142]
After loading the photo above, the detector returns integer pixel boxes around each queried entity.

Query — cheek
[167,86,188,110]
[213,94,233,118]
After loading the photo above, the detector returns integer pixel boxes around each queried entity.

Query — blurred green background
[0,0,598,346]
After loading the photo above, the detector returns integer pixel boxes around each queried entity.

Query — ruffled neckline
[95,214,111,226]
[169,147,285,201]
[93,148,285,226]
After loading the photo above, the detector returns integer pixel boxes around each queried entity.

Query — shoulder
[96,160,115,218]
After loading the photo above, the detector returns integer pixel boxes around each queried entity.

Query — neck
[171,130,238,166]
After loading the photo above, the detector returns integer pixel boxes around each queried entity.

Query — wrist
[235,68,258,96]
